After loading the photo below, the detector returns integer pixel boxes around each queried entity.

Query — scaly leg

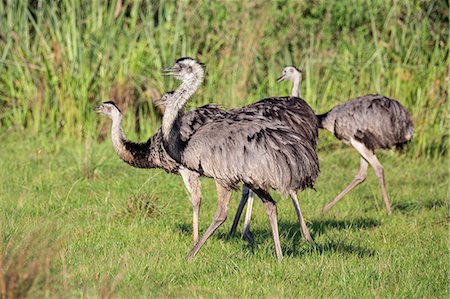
[253,189,283,261]
[229,185,255,243]
[179,168,202,243]
[186,181,232,260]
[229,185,250,238]
[289,191,313,242]
[351,139,392,215]
[322,156,369,213]
[242,191,255,243]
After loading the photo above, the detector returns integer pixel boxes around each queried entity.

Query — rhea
[278,66,414,215]
[161,58,319,260]
[154,87,319,245]
[228,67,313,242]
[95,100,228,243]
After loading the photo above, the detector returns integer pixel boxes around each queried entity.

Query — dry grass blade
[0,227,60,298]
[127,193,161,218]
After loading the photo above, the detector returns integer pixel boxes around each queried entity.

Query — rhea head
[161,57,205,82]
[94,101,121,119]
[277,66,302,83]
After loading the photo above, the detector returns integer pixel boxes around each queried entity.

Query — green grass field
[0,0,448,298]
[1,132,447,297]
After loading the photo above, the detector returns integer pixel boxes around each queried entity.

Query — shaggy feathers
[318,94,414,150]
[181,115,319,194]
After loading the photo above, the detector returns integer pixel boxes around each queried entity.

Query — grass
[0,0,448,157]
[0,131,447,297]
[0,1,448,297]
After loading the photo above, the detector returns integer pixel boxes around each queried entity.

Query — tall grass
[0,0,448,157]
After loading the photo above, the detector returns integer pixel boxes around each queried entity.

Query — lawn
[0,1,447,297]
[1,131,447,298]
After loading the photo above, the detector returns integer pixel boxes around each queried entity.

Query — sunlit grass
[0,0,447,157]
[0,1,447,296]
[0,132,447,297]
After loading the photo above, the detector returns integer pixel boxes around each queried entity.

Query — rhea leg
[351,139,392,215]
[322,156,369,213]
[229,185,249,237]
[242,191,255,242]
[289,191,313,242]
[229,185,255,242]
[179,168,202,243]
[253,189,283,261]
[186,181,232,260]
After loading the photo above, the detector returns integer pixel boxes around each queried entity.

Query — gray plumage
[161,57,319,260]
[156,93,319,243]
[318,94,414,151]
[318,94,414,215]
[95,100,227,243]
[95,100,230,172]
[229,67,314,242]
[276,66,414,215]
[180,113,319,194]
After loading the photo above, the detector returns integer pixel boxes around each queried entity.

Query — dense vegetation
[0,0,448,157]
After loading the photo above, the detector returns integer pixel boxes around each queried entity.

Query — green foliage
[0,0,448,157]
[0,132,447,297]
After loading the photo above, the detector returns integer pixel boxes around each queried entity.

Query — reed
[0,0,447,157]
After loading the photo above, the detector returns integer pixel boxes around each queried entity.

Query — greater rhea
[95,100,227,243]
[154,91,318,244]
[161,58,319,260]
[278,66,414,215]
[228,68,313,243]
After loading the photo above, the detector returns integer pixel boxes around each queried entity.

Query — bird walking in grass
[161,58,319,260]
[95,100,227,243]
[228,69,315,243]
[277,65,414,215]
[318,95,414,214]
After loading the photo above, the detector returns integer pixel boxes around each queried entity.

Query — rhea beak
[161,67,177,76]
[94,105,102,112]
[277,75,286,83]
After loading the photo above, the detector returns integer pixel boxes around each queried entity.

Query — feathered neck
[109,112,155,168]
[161,67,204,162]
[291,73,302,98]
[110,113,127,158]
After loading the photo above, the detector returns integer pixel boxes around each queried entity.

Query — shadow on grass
[175,217,377,258]
[392,198,446,213]
[280,239,375,258]
[176,222,192,237]
[222,217,380,241]
[235,231,375,258]
[308,217,380,236]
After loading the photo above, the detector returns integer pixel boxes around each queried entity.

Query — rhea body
[154,93,318,243]
[279,66,414,215]
[96,100,229,243]
[161,58,319,260]
[230,66,317,242]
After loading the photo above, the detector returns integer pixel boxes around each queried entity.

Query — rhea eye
[187,66,192,73]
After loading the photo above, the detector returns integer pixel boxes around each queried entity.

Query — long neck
[110,114,154,168]
[161,74,203,162]
[291,74,301,97]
